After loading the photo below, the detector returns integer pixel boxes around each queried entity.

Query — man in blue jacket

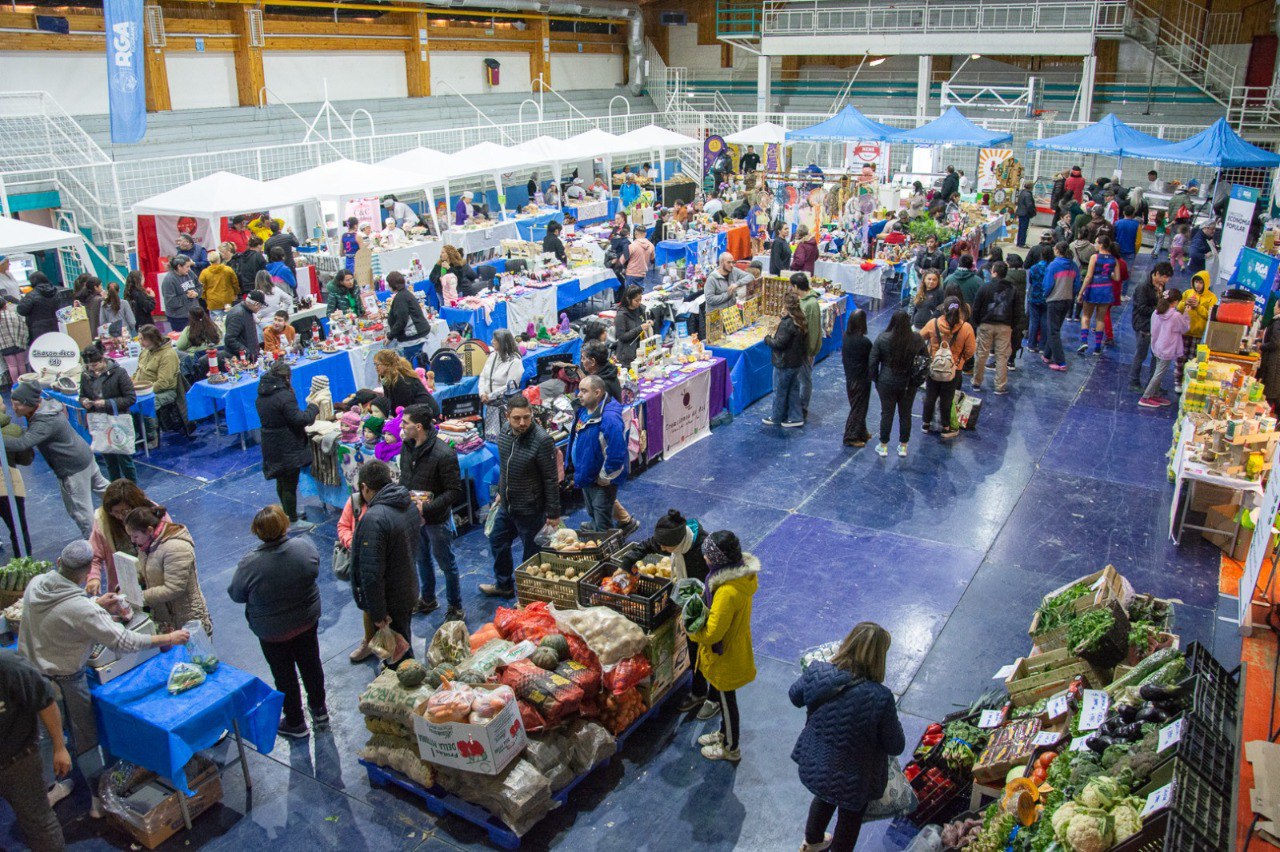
[569,375,628,533]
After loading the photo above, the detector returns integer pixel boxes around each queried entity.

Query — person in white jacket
[19,540,189,816]
[478,329,525,437]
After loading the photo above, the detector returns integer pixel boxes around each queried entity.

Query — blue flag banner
[104,0,145,144]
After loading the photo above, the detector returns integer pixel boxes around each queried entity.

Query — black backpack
[986,284,1013,325]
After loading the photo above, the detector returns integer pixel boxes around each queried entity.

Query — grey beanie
[11,381,41,408]
[60,539,93,572]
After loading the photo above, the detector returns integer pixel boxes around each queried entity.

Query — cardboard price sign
[1046,694,1070,720]
[1142,782,1175,817]
[1158,717,1185,753]
[1077,690,1110,731]
[978,709,1004,729]
[1033,731,1063,747]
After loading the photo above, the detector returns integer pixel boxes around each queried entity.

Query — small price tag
[978,709,1004,729]
[1142,782,1175,816]
[1033,731,1063,747]
[1158,717,1185,753]
[993,663,1017,680]
[1077,690,1111,731]
[1046,695,1070,720]
[1070,737,1093,752]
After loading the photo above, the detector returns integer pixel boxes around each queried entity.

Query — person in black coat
[228,504,326,737]
[350,461,421,664]
[223,291,263,360]
[869,310,926,456]
[763,292,809,427]
[263,221,300,273]
[542,220,567,265]
[612,285,651,366]
[938,166,959,204]
[1014,181,1037,247]
[398,404,464,622]
[581,342,622,403]
[428,246,478,303]
[372,349,439,419]
[255,360,318,530]
[230,237,267,295]
[790,622,905,852]
[79,346,138,482]
[768,223,793,276]
[385,271,430,361]
[841,310,872,447]
[123,271,155,328]
[16,272,62,341]
[913,235,947,277]
[1130,261,1173,390]
[481,395,561,597]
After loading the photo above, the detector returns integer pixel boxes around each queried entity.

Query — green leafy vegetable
[1033,583,1092,633]
[1067,609,1116,653]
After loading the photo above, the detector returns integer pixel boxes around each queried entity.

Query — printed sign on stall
[1219,184,1260,285]
[977,149,1013,191]
[662,368,712,460]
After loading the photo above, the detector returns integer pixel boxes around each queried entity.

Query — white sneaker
[697,730,724,747]
[696,700,721,721]
[46,780,73,807]
[897,443,908,457]
[700,742,741,762]
[799,834,833,852]
[875,443,888,457]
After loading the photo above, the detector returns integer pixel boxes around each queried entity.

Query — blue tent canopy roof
[887,107,1013,147]
[1122,118,1280,168]
[1025,113,1168,158]
[786,104,899,142]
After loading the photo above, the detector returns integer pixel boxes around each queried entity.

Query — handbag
[331,539,351,581]
[88,411,135,455]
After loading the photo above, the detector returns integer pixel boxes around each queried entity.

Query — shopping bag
[368,624,411,663]
[331,540,351,581]
[956,393,982,430]
[88,412,135,455]
[863,756,919,821]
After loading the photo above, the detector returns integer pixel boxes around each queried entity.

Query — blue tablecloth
[655,232,726,267]
[440,274,614,344]
[92,648,283,796]
[45,388,157,445]
[867,219,889,242]
[710,296,849,415]
[184,351,358,435]
[514,210,563,241]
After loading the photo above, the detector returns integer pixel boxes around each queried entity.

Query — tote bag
[88,412,135,455]
[864,756,918,821]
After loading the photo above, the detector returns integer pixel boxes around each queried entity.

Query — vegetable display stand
[1029,565,1133,652]
[1112,749,1238,852]
[364,671,692,848]
[577,562,673,630]
[1004,647,1107,708]
[514,553,590,610]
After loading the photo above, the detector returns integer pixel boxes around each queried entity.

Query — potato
[540,563,551,571]
[565,568,576,579]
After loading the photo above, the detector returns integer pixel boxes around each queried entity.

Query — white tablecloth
[343,318,449,389]
[370,240,444,279]
[568,200,609,221]
[1168,427,1264,542]
[574,266,616,289]
[814,260,888,300]
[450,221,521,257]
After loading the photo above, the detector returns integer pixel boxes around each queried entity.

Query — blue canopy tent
[1122,118,1280,168]
[786,104,899,142]
[1026,113,1167,157]
[887,107,1013,147]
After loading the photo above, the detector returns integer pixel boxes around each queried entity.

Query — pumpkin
[455,670,487,686]
[530,647,560,670]
[395,659,428,688]
[425,663,459,689]
[540,634,570,662]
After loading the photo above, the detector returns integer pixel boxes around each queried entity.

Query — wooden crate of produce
[1005,652,1107,707]
[973,718,1042,786]
[1028,565,1132,651]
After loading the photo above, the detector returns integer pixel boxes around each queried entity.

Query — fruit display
[636,556,674,579]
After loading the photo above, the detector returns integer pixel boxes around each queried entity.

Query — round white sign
[28,332,81,375]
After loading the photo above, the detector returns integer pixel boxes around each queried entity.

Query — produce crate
[1028,565,1133,651]
[576,562,673,630]
[610,543,676,579]
[0,589,20,609]
[513,553,588,610]
[1183,640,1239,742]
[545,529,622,563]
[1075,600,1132,670]
[1005,649,1106,707]
[1114,751,1234,852]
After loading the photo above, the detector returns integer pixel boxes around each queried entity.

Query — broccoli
[1100,743,1131,769]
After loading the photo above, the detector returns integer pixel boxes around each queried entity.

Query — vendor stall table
[369,240,444,281]
[46,387,157,457]
[814,259,890,302]
[450,220,522,258]
[565,198,615,226]
[1168,424,1265,545]
[656,233,725,268]
[513,209,563,241]
[439,270,617,344]
[636,357,730,460]
[91,648,282,819]
[710,296,849,415]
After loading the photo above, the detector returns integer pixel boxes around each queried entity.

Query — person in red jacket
[790,226,819,274]
[1064,166,1086,203]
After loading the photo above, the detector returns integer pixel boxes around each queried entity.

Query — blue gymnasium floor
[1,251,1241,851]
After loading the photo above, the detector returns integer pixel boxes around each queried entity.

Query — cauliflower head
[1111,799,1144,842]
[1065,807,1115,852]
[1079,776,1125,811]
[1052,801,1079,843]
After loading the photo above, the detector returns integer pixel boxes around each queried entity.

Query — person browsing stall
[570,375,628,533]
[399,404,464,624]
[349,460,421,666]
[223,289,264,360]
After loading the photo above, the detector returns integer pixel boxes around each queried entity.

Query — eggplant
[1153,699,1184,714]
[1114,703,1140,723]
[1139,682,1187,702]
[1087,734,1113,754]
[1136,705,1170,724]
[1113,722,1145,741]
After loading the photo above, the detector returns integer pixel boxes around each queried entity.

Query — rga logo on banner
[111,21,139,93]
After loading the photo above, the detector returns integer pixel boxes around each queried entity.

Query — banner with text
[1241,443,1280,630]
[1218,184,1259,285]
[662,369,711,459]
[104,0,146,144]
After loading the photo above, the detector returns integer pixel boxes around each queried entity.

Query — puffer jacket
[789,662,906,811]
[228,535,321,641]
[399,434,462,526]
[79,360,136,416]
[911,284,946,329]
[387,288,429,343]
[688,554,760,692]
[325,280,363,317]
[350,484,420,623]
[569,396,628,490]
[255,369,317,480]
[16,276,63,339]
[764,315,807,370]
[222,301,260,360]
[613,305,648,366]
[138,522,212,635]
[496,421,560,520]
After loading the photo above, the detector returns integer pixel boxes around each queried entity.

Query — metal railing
[1124,0,1241,105]
[716,0,763,37]
[759,0,1128,38]
[1227,85,1280,132]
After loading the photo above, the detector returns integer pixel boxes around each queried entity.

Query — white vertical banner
[1240,443,1280,631]
[662,369,711,459]
[1219,184,1259,286]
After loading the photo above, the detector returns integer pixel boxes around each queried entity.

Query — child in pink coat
[1139,291,1191,407]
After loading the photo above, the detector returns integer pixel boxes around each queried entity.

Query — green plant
[907,217,957,246]
[1033,582,1092,633]
[1067,609,1116,653]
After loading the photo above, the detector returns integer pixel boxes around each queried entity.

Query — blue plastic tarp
[1025,113,1168,158]
[787,105,899,142]
[888,107,1013,147]
[92,648,283,795]
[1122,118,1280,168]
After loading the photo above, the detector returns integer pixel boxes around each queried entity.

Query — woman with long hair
[134,324,188,440]
[99,281,136,337]
[175,304,222,353]
[373,348,437,417]
[254,270,292,331]
[87,479,166,595]
[763,291,809,427]
[1077,235,1120,355]
[841,309,872,447]
[919,299,975,439]
[790,622,905,852]
[910,270,945,331]
[429,245,478,302]
[125,504,212,636]
[478,329,524,435]
[74,275,104,333]
[613,284,652,367]
[869,310,926,458]
[123,269,155,326]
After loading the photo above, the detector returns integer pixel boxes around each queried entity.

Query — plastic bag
[599,570,638,597]
[468,685,516,723]
[902,825,942,852]
[495,601,559,644]
[800,640,841,670]
[550,604,648,666]
[517,699,548,733]
[167,662,207,695]
[470,622,501,651]
[602,654,652,695]
[183,620,218,672]
[498,658,583,724]
[534,522,570,549]
[359,668,437,727]
[425,683,475,723]
[427,620,471,667]
[674,578,707,634]
[368,624,411,662]
[555,659,603,701]
[565,720,616,774]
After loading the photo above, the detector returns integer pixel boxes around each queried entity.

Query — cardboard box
[1205,320,1245,354]
[413,686,527,775]
[1202,503,1254,561]
[638,615,692,705]
[105,756,222,850]
[1189,482,1239,515]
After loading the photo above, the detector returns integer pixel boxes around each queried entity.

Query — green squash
[539,634,571,662]
[530,647,560,671]
[456,670,487,686]
[396,659,428,688]
[425,663,459,689]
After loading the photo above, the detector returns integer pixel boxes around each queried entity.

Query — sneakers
[800,836,834,852]
[678,693,708,712]
[444,606,466,623]
[994,387,1010,396]
[1007,362,1018,372]
[700,742,741,762]
[761,417,777,426]
[46,780,73,807]
[619,517,641,537]
[478,583,515,598]
[349,641,373,663]
[310,706,330,727]
[414,597,438,615]
[1138,397,1162,408]
[941,429,960,439]
[695,700,721,721]
[1156,397,1173,407]
[288,519,316,534]
[697,730,724,747]
[897,443,908,457]
[278,720,310,739]
[844,440,867,448]
[1077,342,1090,354]
[782,420,805,428]
[875,443,889,458]
[1049,364,1069,372]
[921,422,934,434]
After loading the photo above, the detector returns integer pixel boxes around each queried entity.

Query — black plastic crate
[576,562,673,630]
[1184,640,1239,738]
[1166,758,1234,851]
[1176,713,1236,786]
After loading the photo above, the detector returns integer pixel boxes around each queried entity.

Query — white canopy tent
[265,158,440,237]
[378,148,455,181]
[0,217,94,279]
[724,122,791,147]
[132,171,308,218]
[610,125,702,202]
[443,141,548,218]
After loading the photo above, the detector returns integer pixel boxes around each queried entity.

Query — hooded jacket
[764,314,807,369]
[325,280,364,317]
[79,360,137,416]
[3,398,94,479]
[388,288,429,343]
[16,276,62,340]
[496,421,560,520]
[137,522,212,635]
[944,268,983,306]
[19,570,153,677]
[160,269,201,320]
[256,369,318,480]
[799,291,822,356]
[228,535,321,641]
[399,433,461,526]
[200,263,240,312]
[789,662,906,811]
[350,483,420,623]
[592,360,623,403]
[1178,278,1217,338]
[1064,168,1085,202]
[569,396,628,489]
[1150,306,1191,361]
[790,239,819,274]
[630,518,707,582]
[688,554,759,692]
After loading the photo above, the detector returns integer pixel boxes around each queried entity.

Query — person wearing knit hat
[4,381,108,538]
[223,289,263,360]
[362,415,385,449]
[19,539,191,817]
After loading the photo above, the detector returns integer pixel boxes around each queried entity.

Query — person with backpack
[869,310,926,458]
[919,299,975,439]
[1130,262,1173,391]
[1025,253,1050,354]
[1042,242,1078,372]
[969,262,1022,395]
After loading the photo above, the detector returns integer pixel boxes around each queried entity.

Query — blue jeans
[797,355,814,415]
[771,366,803,423]
[582,482,617,532]
[1045,300,1071,366]
[417,519,460,608]
[624,275,646,291]
[1026,302,1047,351]
[488,505,544,588]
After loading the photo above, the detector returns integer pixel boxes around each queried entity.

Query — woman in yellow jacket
[1177,271,1217,390]
[688,530,759,763]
